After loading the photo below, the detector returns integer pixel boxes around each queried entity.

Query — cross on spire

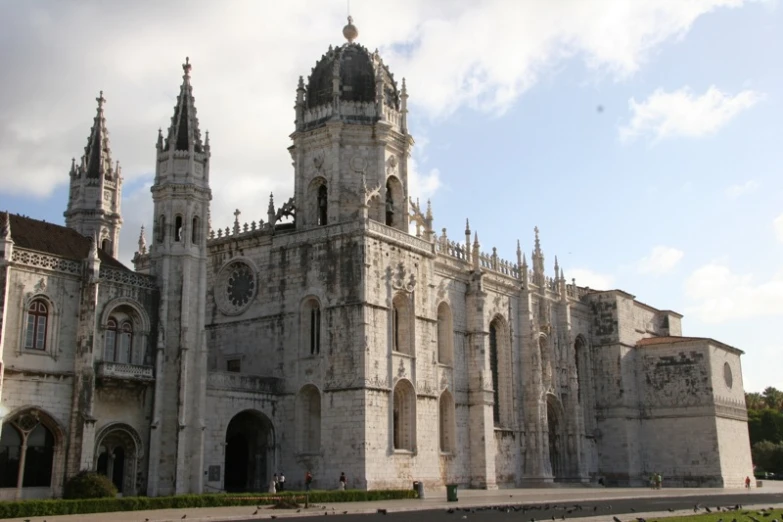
[96,90,106,109]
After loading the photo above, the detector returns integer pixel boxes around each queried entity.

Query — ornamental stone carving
[215,258,257,316]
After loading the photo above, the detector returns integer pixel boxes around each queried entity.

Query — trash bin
[413,481,424,499]
[446,483,458,502]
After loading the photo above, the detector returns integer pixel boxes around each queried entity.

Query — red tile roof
[6,212,129,271]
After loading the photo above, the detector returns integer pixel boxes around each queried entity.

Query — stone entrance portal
[224,410,274,492]
[95,424,141,497]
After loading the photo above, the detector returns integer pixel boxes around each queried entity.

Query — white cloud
[619,86,763,143]
[725,180,760,198]
[637,245,684,274]
[565,268,614,291]
[774,213,783,243]
[0,0,758,228]
[684,263,783,323]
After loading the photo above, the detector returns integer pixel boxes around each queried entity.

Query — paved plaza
[4,482,783,522]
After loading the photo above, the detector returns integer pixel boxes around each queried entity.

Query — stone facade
[0,20,754,500]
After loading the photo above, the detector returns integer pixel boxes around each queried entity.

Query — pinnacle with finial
[425,199,432,220]
[96,90,106,110]
[1,211,11,239]
[473,231,479,246]
[138,225,147,254]
[343,15,358,43]
[522,252,528,267]
[465,219,470,234]
[268,192,275,210]
[183,56,192,77]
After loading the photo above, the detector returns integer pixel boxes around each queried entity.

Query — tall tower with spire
[289,16,413,230]
[146,57,211,496]
[64,91,123,257]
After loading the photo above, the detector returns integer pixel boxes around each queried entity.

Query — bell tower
[289,17,413,230]
[64,91,123,257]
[146,57,211,496]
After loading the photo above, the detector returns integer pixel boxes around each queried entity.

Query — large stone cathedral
[0,19,753,499]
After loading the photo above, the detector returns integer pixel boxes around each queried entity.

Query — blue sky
[0,1,781,391]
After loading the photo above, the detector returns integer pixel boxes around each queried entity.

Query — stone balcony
[96,361,155,383]
[207,371,282,395]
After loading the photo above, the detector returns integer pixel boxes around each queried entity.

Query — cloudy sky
[1,1,781,392]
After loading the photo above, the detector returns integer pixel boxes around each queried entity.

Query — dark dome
[306,43,399,111]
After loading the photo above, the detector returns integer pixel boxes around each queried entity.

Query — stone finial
[138,225,147,255]
[96,90,106,110]
[297,76,305,91]
[554,255,559,276]
[183,56,192,77]
[156,128,163,150]
[522,252,528,268]
[343,16,358,43]
[267,193,276,225]
[205,130,210,148]
[534,226,541,255]
[233,209,241,235]
[1,211,11,239]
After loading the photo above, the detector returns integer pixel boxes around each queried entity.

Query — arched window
[489,321,500,426]
[296,385,321,453]
[157,215,166,243]
[392,294,412,355]
[393,380,416,451]
[317,185,328,226]
[302,299,322,355]
[437,302,453,365]
[25,299,48,350]
[174,216,183,242]
[192,215,200,244]
[489,316,512,428]
[0,412,55,489]
[385,180,395,226]
[101,238,110,253]
[439,390,455,453]
[574,337,584,404]
[104,317,133,363]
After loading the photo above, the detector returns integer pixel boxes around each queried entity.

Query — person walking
[745,476,752,489]
[278,471,286,492]
[269,473,278,493]
[339,472,347,491]
[305,470,313,492]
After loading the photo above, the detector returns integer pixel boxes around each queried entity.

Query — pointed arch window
[101,238,111,253]
[391,294,412,355]
[302,298,322,356]
[317,185,328,226]
[25,300,48,350]
[0,413,55,489]
[489,322,500,425]
[157,215,166,243]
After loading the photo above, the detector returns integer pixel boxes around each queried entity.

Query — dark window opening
[310,307,321,355]
[227,359,241,373]
[175,216,183,242]
[385,181,394,226]
[489,322,500,426]
[317,185,328,226]
[192,216,200,245]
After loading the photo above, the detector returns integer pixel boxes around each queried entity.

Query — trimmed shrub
[63,471,118,499]
[0,489,417,519]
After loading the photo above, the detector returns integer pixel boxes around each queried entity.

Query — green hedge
[0,489,418,519]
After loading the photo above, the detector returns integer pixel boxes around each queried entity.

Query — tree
[746,392,764,410]
[762,387,783,411]
[752,441,783,474]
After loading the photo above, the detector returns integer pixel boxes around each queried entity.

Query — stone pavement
[5,482,783,522]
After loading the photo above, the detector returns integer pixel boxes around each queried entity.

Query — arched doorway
[546,395,564,480]
[94,424,141,496]
[224,410,274,492]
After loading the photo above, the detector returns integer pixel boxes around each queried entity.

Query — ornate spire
[165,57,204,153]
[137,225,147,255]
[81,90,115,179]
[267,193,276,225]
[233,209,241,235]
[532,226,545,285]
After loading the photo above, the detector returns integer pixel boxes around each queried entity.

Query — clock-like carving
[215,259,257,315]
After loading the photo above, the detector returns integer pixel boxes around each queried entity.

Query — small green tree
[63,471,118,499]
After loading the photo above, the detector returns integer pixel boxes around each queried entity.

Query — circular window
[723,362,733,389]
[216,259,257,316]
